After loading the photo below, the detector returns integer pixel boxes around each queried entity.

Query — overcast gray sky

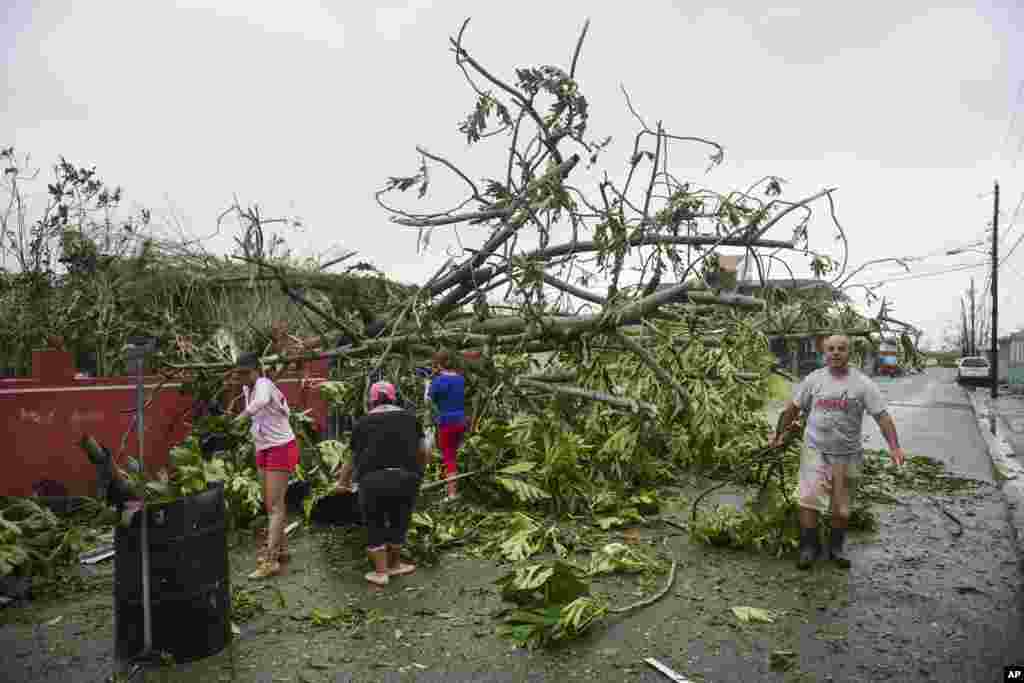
[3,1,1022,347]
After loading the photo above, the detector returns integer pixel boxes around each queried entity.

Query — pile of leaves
[858,450,982,501]
[494,541,670,649]
[0,496,116,597]
[686,449,984,555]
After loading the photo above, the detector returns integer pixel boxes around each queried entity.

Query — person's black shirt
[350,408,424,481]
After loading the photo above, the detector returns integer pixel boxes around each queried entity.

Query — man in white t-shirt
[772,335,906,569]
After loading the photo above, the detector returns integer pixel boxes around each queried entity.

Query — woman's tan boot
[249,551,282,580]
[250,539,282,579]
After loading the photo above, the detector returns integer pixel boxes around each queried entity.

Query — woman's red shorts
[255,440,299,472]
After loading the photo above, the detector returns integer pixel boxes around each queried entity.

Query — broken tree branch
[541,273,607,305]
[518,378,657,415]
[608,558,678,614]
[744,187,836,243]
[613,329,687,407]
[392,208,514,227]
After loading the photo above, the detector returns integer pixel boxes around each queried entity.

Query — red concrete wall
[0,351,330,497]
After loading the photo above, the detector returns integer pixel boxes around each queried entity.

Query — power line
[850,261,989,288]
[1002,80,1024,151]
[998,192,1024,266]
[898,225,997,265]
[1001,230,1024,267]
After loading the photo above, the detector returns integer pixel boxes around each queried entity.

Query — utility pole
[961,299,969,356]
[991,181,999,402]
[969,277,976,356]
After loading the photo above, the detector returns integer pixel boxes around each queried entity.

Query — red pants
[437,422,466,477]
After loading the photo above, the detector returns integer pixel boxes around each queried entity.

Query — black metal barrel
[114,482,231,662]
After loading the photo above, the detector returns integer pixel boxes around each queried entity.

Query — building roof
[652,277,839,297]
[737,277,835,291]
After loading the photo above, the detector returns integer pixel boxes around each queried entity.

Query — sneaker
[248,560,282,580]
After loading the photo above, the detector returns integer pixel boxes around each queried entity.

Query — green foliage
[231,585,266,623]
[481,513,559,562]
[688,451,982,556]
[0,497,113,583]
[299,439,351,523]
[859,450,981,499]
[406,511,473,566]
[495,560,607,648]
[587,542,662,576]
[689,494,801,558]
[132,434,265,530]
[459,92,513,144]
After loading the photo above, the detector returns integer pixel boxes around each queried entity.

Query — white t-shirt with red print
[794,368,887,457]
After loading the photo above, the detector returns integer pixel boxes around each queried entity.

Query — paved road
[847,368,1024,682]
[863,368,993,481]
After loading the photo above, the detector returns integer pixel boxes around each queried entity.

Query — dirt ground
[1,483,850,683]
[3,474,1020,683]
[2,382,1022,682]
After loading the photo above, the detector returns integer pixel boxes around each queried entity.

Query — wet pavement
[967,386,1024,561]
[1,369,1022,682]
[864,368,992,481]
[854,368,1024,681]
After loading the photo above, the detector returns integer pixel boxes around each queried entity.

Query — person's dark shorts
[358,468,420,548]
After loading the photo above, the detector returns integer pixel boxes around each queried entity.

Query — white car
[956,356,991,385]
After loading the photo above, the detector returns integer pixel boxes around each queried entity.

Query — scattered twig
[608,558,678,614]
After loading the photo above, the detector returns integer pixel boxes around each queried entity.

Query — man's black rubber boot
[829,528,851,569]
[797,528,819,570]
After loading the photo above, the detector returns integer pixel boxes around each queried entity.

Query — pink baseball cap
[369,381,397,404]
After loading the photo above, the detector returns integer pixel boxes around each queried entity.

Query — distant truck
[877,341,901,377]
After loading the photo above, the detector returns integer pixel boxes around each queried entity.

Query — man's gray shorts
[796,444,862,513]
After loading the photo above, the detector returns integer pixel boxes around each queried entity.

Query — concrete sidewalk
[966,388,1024,558]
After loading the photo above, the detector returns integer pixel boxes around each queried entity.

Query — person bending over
[336,381,430,587]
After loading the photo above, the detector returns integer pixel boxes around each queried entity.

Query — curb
[965,389,1024,560]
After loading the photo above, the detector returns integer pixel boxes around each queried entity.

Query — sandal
[388,562,417,577]
[365,571,390,586]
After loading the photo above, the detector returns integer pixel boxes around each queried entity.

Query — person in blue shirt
[429,350,467,501]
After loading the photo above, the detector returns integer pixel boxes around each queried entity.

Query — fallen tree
[116,17,884,648]
[157,18,871,545]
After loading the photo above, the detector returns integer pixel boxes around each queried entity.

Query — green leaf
[588,542,657,576]
[496,477,551,503]
[512,565,555,592]
[595,516,625,530]
[498,529,538,562]
[498,462,536,475]
[731,606,774,624]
